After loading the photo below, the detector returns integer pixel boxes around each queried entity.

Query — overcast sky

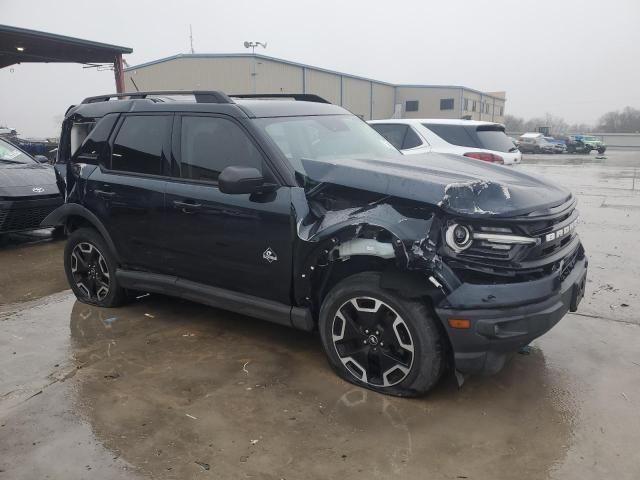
[1,0,639,137]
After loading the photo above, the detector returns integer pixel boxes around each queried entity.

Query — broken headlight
[445,224,473,252]
[445,224,538,254]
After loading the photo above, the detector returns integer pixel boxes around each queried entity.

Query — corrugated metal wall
[395,87,461,119]
[303,68,341,105]
[124,55,505,122]
[372,83,395,119]
[341,77,371,119]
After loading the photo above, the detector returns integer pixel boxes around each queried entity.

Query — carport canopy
[0,24,132,91]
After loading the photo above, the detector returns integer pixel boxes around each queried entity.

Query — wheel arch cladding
[43,204,120,263]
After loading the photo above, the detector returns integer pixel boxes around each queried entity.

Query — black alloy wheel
[70,241,111,302]
[331,296,415,387]
[64,228,127,307]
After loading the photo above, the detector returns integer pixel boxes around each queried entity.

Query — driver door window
[179,116,264,182]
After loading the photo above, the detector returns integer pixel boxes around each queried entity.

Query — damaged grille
[449,199,582,280]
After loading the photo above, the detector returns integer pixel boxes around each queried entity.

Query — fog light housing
[445,224,473,252]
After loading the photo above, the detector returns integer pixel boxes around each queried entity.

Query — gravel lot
[1,150,639,479]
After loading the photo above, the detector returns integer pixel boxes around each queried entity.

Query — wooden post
[114,54,125,93]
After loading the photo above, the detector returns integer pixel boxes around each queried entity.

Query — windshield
[0,138,35,164]
[256,115,401,173]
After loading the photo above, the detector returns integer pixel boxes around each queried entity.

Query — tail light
[464,152,504,164]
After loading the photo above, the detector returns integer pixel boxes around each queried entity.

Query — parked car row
[37,90,587,397]
[517,132,606,154]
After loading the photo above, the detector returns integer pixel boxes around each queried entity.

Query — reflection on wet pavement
[2,294,582,479]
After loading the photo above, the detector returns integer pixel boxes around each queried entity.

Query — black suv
[45,91,588,396]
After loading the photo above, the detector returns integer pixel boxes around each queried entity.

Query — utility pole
[189,25,194,54]
[243,41,267,94]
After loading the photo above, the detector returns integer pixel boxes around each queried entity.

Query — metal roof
[0,24,132,68]
[125,53,505,101]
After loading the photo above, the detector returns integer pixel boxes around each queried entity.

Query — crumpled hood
[0,163,60,197]
[302,153,572,217]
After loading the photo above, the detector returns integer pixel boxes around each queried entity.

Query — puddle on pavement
[3,289,639,479]
[0,232,67,306]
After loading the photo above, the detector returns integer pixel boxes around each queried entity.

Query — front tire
[597,147,606,154]
[64,228,127,307]
[319,272,444,397]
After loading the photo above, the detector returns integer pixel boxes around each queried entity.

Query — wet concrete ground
[1,150,639,479]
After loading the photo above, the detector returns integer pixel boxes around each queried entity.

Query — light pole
[243,41,267,94]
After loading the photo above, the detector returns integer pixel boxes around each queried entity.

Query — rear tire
[319,272,444,397]
[597,147,606,154]
[64,228,127,307]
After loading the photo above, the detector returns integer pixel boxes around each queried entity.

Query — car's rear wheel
[597,147,606,154]
[64,228,126,307]
[319,272,444,397]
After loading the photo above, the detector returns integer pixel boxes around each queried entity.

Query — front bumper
[0,196,63,233]
[435,248,588,375]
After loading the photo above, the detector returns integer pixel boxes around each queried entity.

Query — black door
[164,114,293,304]
[87,114,172,272]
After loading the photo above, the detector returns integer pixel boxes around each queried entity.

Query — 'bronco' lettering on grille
[544,219,577,242]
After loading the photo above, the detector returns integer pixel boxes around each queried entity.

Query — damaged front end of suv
[291,153,588,377]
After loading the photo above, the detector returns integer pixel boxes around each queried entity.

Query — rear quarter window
[425,123,515,153]
[111,115,172,175]
[423,124,477,148]
[475,127,516,153]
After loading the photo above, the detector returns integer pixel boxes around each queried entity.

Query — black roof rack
[81,90,233,104]
[231,93,330,104]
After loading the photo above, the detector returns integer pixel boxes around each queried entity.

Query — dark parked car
[45,91,588,396]
[0,137,62,235]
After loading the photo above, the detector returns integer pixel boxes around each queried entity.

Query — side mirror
[218,166,275,195]
[34,155,49,164]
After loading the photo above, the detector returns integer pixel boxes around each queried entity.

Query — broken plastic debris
[144,313,155,318]
[185,413,198,420]
[242,361,250,374]
[250,439,259,445]
[518,345,532,355]
[195,461,210,471]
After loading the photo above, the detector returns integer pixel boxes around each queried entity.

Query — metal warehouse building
[124,53,506,123]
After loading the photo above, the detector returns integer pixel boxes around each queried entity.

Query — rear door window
[111,115,172,175]
[370,124,408,150]
[402,127,423,149]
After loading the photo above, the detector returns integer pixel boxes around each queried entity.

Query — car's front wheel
[319,272,444,397]
[64,228,127,307]
[598,147,606,154]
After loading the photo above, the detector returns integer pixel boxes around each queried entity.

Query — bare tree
[503,114,525,132]
[596,107,640,133]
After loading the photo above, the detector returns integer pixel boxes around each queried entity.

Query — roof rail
[81,91,233,104]
[231,93,330,104]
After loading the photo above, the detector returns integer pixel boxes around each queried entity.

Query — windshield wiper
[508,147,518,152]
[0,158,25,164]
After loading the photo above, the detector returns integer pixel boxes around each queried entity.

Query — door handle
[95,189,116,199]
[173,200,202,211]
